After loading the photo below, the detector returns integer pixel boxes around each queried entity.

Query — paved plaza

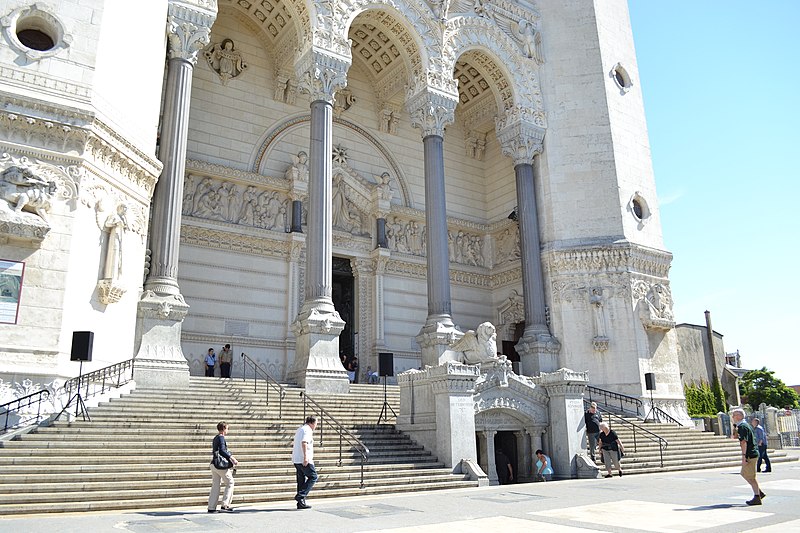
[1,452,798,533]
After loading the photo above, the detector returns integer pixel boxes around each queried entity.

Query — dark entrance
[494,431,519,484]
[502,322,525,373]
[332,257,356,379]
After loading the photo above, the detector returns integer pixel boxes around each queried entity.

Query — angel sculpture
[451,322,499,365]
[511,19,543,63]
[204,39,247,85]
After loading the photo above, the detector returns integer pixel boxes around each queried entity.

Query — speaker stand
[644,388,655,423]
[377,376,397,425]
[59,360,91,422]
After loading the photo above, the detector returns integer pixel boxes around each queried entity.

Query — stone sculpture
[204,39,247,85]
[451,321,499,365]
[0,166,56,221]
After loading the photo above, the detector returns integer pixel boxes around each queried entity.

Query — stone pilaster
[497,113,560,376]
[485,429,498,485]
[516,429,532,481]
[290,49,350,394]
[407,88,463,368]
[133,0,216,388]
[534,368,590,479]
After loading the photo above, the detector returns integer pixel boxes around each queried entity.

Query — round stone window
[610,63,633,93]
[1,5,70,61]
[629,192,651,225]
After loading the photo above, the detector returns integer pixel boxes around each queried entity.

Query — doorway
[494,431,519,484]
[332,257,355,379]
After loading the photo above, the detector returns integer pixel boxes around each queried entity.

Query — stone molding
[137,290,190,322]
[291,307,346,336]
[496,110,546,166]
[543,242,673,279]
[167,1,217,64]
[406,87,458,138]
[295,48,350,104]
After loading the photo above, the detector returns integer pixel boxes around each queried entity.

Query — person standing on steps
[752,418,772,473]
[597,422,624,478]
[219,344,233,378]
[732,408,765,505]
[292,416,318,509]
[208,421,238,513]
[205,347,216,377]
[584,402,602,461]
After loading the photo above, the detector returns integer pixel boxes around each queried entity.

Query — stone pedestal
[415,319,464,368]
[397,362,479,470]
[290,306,349,394]
[516,333,561,376]
[132,291,190,389]
[534,368,589,478]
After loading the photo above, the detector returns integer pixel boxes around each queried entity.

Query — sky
[627,2,800,386]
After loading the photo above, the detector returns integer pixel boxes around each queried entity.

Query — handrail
[62,358,134,402]
[587,385,643,417]
[240,353,286,418]
[649,405,683,426]
[300,391,370,489]
[0,389,51,433]
[586,399,668,468]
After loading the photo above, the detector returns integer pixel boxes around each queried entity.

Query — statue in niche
[590,287,610,350]
[331,174,363,234]
[103,203,129,281]
[0,166,56,221]
[452,322,499,365]
[284,151,309,181]
[204,39,247,85]
[512,19,543,62]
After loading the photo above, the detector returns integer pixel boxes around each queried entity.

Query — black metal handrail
[648,405,683,426]
[587,385,643,417]
[586,400,668,468]
[300,391,370,489]
[0,389,51,433]
[240,353,286,418]
[62,358,134,402]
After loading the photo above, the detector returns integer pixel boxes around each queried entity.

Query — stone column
[516,429,532,481]
[133,1,216,388]
[291,200,303,233]
[368,249,390,373]
[289,49,350,394]
[407,88,463,368]
[534,368,589,479]
[376,217,388,248]
[497,114,560,376]
[477,430,489,478]
[484,429,498,485]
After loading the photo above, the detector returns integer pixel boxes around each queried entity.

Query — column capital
[166,1,216,64]
[406,86,458,138]
[496,107,546,166]
[296,48,350,104]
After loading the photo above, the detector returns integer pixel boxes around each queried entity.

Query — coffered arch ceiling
[347,9,423,105]
[453,49,513,134]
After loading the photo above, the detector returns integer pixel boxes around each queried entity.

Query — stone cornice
[0,66,91,103]
[185,159,290,191]
[180,223,290,258]
[543,242,673,280]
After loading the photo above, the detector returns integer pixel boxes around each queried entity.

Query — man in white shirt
[292,416,318,509]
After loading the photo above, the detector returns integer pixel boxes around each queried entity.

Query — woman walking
[597,422,624,478]
[208,421,238,513]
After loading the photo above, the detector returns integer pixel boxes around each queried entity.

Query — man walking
[752,418,772,473]
[584,402,602,461]
[732,408,765,505]
[292,416,318,509]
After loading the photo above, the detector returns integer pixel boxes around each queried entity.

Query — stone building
[0,0,686,457]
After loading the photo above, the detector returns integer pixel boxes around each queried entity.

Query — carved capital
[166,1,217,64]
[296,49,350,104]
[496,109,546,165]
[406,86,458,138]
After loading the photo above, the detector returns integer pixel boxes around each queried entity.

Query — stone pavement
[1,453,798,533]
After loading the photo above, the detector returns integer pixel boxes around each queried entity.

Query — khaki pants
[208,465,235,510]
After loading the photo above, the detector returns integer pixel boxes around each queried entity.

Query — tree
[739,367,800,409]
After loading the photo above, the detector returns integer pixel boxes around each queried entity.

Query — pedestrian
[366,366,380,384]
[597,422,624,478]
[292,416,318,509]
[494,448,513,485]
[205,348,216,377]
[534,449,554,481]
[732,408,765,505]
[752,418,772,473]
[584,401,602,461]
[219,344,233,378]
[208,421,238,513]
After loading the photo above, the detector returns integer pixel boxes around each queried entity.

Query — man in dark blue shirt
[752,418,772,473]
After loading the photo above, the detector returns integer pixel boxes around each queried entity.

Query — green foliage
[711,378,726,412]
[685,381,717,417]
[739,367,800,409]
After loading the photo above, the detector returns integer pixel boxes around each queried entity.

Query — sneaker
[297,500,311,510]
[759,491,766,499]
[220,505,234,513]
[618,471,623,477]
[604,474,612,478]
[746,496,762,506]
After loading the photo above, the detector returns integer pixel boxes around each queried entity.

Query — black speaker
[645,372,656,391]
[378,352,394,377]
[70,331,94,362]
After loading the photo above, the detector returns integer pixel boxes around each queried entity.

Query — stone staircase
[0,377,477,515]
[596,416,797,474]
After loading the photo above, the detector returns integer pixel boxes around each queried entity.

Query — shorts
[740,456,757,481]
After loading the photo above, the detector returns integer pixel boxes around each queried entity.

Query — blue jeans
[757,444,771,472]
[294,463,318,501]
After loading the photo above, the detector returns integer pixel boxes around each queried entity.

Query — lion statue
[451,321,499,365]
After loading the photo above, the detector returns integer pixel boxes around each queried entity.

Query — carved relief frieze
[632,278,675,331]
[464,130,487,160]
[493,224,520,265]
[448,228,486,267]
[543,243,673,279]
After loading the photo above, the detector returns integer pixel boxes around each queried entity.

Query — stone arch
[445,17,545,126]
[250,113,414,208]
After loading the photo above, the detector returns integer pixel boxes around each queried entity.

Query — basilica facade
[0,0,685,419]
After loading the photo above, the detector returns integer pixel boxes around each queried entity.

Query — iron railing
[587,400,668,468]
[300,391,370,488]
[648,405,683,426]
[586,385,643,418]
[0,389,51,433]
[62,358,134,403]
[240,353,286,418]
